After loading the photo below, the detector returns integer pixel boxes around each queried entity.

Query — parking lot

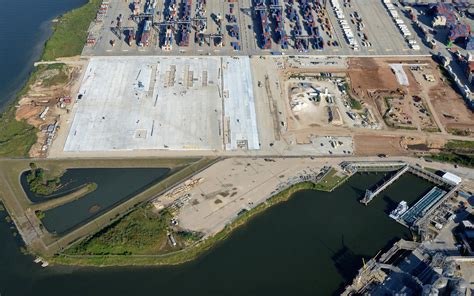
[63,56,260,152]
[82,0,429,57]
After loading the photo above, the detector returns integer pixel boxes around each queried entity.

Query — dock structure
[414,185,459,238]
[343,161,458,206]
[399,186,447,226]
[407,164,457,187]
[341,161,406,173]
[360,165,409,205]
[379,239,420,264]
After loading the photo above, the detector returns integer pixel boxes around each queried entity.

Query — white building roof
[442,172,462,185]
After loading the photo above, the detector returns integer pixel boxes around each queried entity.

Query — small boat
[389,201,409,220]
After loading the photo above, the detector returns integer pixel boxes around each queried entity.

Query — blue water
[0,0,86,111]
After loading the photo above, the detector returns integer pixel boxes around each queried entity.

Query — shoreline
[0,0,99,158]
[48,182,319,267]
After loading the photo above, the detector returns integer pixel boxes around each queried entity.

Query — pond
[21,168,170,234]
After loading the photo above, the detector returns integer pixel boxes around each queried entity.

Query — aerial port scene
[1,0,474,295]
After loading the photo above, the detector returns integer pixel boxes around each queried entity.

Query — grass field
[66,206,199,256]
[445,140,474,151]
[314,168,349,192]
[41,0,101,61]
[41,63,69,87]
[429,152,474,168]
[0,105,37,158]
[427,140,474,168]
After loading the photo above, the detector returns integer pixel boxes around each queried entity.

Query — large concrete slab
[223,57,260,150]
[64,56,260,152]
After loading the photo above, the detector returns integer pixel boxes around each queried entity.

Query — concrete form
[223,57,260,150]
[63,56,260,152]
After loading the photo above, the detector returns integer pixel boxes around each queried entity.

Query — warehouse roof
[442,172,462,185]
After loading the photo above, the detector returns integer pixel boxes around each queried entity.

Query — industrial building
[400,187,448,226]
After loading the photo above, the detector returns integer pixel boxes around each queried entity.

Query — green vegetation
[342,82,349,92]
[0,104,37,158]
[341,82,362,110]
[314,169,349,192]
[26,163,61,196]
[0,62,73,158]
[350,97,362,110]
[66,207,189,255]
[422,127,441,133]
[447,128,471,137]
[438,66,458,90]
[395,126,418,131]
[35,210,46,220]
[41,63,68,87]
[424,167,439,174]
[429,153,474,168]
[0,0,100,157]
[445,140,474,151]
[41,0,101,61]
[428,140,474,168]
[52,182,318,266]
[87,182,98,192]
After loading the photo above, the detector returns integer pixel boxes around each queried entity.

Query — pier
[360,165,409,205]
[348,161,457,206]
[407,164,457,187]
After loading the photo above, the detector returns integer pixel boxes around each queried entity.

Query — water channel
[21,168,171,234]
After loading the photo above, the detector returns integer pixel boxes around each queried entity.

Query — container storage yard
[82,0,429,57]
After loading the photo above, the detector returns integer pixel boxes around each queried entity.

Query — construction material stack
[96,1,110,23]
[133,0,141,15]
[269,0,288,49]
[161,0,177,51]
[194,0,207,46]
[286,1,307,52]
[228,2,241,51]
[253,0,272,49]
[139,20,152,47]
[144,0,156,15]
[300,0,324,50]
[178,0,192,47]
[127,29,136,46]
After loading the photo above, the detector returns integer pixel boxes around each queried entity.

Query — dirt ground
[348,58,453,133]
[15,62,84,157]
[347,58,401,99]
[426,66,474,134]
[354,134,408,156]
